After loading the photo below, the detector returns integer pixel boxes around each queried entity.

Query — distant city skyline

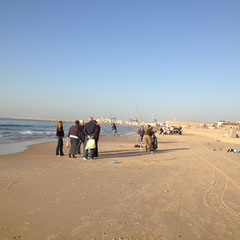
[1,1,240,122]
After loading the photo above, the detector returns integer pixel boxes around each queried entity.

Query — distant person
[67,120,81,158]
[144,125,154,152]
[159,127,163,135]
[56,121,64,156]
[83,117,97,160]
[112,123,119,136]
[77,120,85,154]
[138,125,145,143]
[93,120,101,157]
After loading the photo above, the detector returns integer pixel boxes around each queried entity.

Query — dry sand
[0,133,240,240]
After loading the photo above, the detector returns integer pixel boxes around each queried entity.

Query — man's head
[75,120,80,126]
[80,120,84,126]
[88,117,93,122]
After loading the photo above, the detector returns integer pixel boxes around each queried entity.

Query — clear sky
[0,0,239,122]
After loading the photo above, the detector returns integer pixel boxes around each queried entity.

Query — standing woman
[67,120,81,158]
[56,121,64,156]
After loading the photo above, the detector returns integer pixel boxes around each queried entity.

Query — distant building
[128,118,139,125]
[165,121,213,128]
[217,120,226,128]
[219,122,240,130]
[151,112,157,124]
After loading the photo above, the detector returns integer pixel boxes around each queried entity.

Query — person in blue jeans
[83,117,97,160]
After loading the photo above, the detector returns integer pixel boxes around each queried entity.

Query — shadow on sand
[98,148,190,159]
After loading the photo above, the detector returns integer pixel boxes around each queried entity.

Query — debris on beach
[14,236,23,239]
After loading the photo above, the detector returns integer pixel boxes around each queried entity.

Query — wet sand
[0,133,240,239]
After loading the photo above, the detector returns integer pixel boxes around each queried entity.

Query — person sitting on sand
[83,117,97,160]
[67,120,81,158]
[144,125,154,152]
[56,121,64,156]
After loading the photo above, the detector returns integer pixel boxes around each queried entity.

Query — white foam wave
[19,131,33,135]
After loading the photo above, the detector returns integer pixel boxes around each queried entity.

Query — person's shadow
[98,147,190,159]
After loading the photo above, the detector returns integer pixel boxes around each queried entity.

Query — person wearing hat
[144,125,154,151]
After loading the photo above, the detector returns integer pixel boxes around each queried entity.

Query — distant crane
[134,98,143,123]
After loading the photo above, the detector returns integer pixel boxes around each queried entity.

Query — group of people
[56,120,159,159]
[56,117,101,160]
[138,125,158,152]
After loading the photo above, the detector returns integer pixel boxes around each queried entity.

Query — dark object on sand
[227,148,240,153]
[152,136,158,151]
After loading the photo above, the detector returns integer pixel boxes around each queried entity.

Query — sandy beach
[1,133,240,240]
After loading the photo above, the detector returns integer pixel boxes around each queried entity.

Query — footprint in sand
[0,181,17,193]
[28,208,41,215]
[46,233,59,240]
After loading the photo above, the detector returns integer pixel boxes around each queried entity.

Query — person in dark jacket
[93,120,101,157]
[112,123,119,136]
[67,120,81,158]
[77,120,85,154]
[83,117,97,160]
[137,125,145,143]
[56,121,64,156]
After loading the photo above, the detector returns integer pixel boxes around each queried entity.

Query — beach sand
[1,133,240,239]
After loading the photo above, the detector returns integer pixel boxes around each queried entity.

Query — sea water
[0,118,139,155]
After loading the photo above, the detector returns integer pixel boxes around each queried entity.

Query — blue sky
[0,0,240,122]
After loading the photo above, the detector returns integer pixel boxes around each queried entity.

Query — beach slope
[1,134,240,239]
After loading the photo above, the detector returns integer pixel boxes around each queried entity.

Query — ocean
[0,118,139,155]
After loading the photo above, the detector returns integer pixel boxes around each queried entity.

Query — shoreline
[4,117,141,127]
[1,128,240,156]
[0,133,137,156]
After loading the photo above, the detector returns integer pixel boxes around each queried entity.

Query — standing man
[77,120,85,154]
[83,117,97,160]
[137,125,145,144]
[93,120,101,157]
[144,125,154,152]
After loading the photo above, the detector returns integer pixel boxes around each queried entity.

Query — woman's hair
[56,121,63,131]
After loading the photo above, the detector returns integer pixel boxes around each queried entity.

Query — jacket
[56,127,64,137]
[95,124,101,140]
[68,125,81,138]
[138,128,145,136]
[79,125,85,141]
[145,129,154,136]
[83,121,97,137]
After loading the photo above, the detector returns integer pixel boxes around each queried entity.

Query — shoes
[83,158,88,161]
[69,154,71,158]
[90,158,94,160]
[60,153,64,156]
[72,155,77,158]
